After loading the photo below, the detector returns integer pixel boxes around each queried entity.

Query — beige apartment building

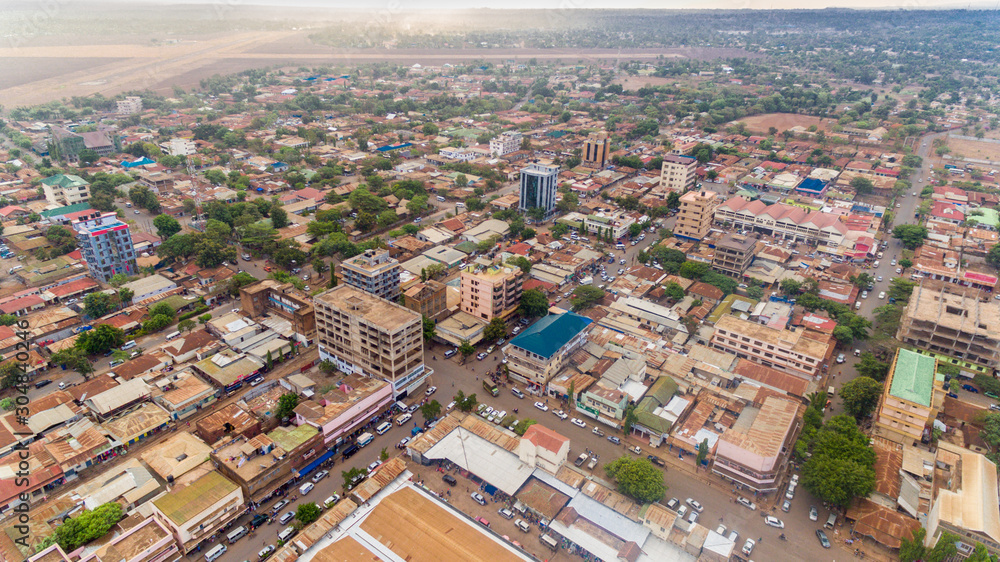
[659,154,697,193]
[875,348,945,444]
[582,131,610,169]
[401,279,449,320]
[674,190,719,240]
[460,264,523,321]
[314,285,430,398]
[712,234,758,278]
[897,281,1000,372]
[339,248,402,301]
[710,314,835,379]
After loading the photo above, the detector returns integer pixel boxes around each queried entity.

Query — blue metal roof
[508,312,592,359]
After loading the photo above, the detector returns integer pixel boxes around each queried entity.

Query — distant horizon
[4,0,998,10]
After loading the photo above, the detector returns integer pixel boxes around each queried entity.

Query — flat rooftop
[356,486,526,562]
[314,284,418,332]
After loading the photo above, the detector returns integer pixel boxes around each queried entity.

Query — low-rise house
[150,470,244,554]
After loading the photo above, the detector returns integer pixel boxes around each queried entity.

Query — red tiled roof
[47,277,99,298]
[522,424,569,454]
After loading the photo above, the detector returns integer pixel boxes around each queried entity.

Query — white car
[686,498,704,512]
[534,401,548,412]
[743,538,755,556]
[736,496,757,511]
[367,460,382,475]
[764,515,784,529]
[570,418,586,428]
[876,275,883,282]
[311,470,329,483]
[553,409,568,420]
[425,386,437,396]
[878,291,886,299]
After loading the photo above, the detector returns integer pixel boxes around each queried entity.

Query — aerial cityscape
[1,2,1000,562]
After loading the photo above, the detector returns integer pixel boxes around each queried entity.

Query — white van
[121,341,137,351]
[166,331,181,341]
[396,413,412,426]
[7,265,23,274]
[436,196,446,202]
[205,544,227,562]
[376,421,392,435]
[299,482,314,495]
[277,527,296,543]
[324,494,340,509]
[358,432,374,447]
[227,525,248,544]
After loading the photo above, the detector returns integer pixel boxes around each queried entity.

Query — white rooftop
[423,426,533,495]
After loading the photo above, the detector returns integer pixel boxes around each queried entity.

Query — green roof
[153,471,238,525]
[268,423,318,453]
[646,377,678,405]
[453,241,478,255]
[888,349,937,407]
[39,202,94,218]
[40,174,87,189]
[634,397,673,434]
[509,312,591,359]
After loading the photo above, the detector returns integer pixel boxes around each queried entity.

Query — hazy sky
[134,0,992,9]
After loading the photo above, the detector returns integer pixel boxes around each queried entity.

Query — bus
[483,380,499,397]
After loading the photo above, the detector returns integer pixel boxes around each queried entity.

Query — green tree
[856,352,890,382]
[178,319,196,332]
[453,390,478,412]
[518,289,549,318]
[77,148,99,166]
[198,313,212,324]
[108,273,130,288]
[48,502,122,551]
[899,258,913,269]
[850,176,875,195]
[420,399,441,422]
[899,528,927,562]
[801,415,876,508]
[832,325,855,346]
[988,244,1000,269]
[603,456,666,504]
[422,123,439,136]
[75,324,126,355]
[780,279,802,295]
[483,318,507,342]
[506,256,531,274]
[342,466,366,490]
[664,282,685,301]
[153,214,182,239]
[696,439,709,465]
[840,376,883,418]
[295,502,321,526]
[270,202,289,229]
[83,292,114,318]
[455,173,468,187]
[422,315,436,341]
[892,224,929,250]
[458,339,476,361]
[149,302,176,319]
[276,393,299,420]
[512,419,537,436]
[143,314,173,332]
[570,285,605,311]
